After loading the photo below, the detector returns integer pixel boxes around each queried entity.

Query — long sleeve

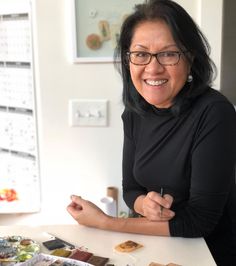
[122,88,236,238]
[122,110,147,209]
[169,102,236,237]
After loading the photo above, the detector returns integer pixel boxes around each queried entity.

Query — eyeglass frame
[126,50,189,66]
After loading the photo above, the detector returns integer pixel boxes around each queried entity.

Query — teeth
[146,79,167,86]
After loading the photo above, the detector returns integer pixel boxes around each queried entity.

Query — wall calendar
[0,0,40,213]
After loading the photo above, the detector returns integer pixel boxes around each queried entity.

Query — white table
[0,224,216,266]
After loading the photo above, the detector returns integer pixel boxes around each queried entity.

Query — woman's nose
[145,56,165,73]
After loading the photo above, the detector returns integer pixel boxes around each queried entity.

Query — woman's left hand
[141,191,175,221]
[67,195,108,228]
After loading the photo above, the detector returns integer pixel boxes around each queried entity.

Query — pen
[160,187,164,217]
[47,233,75,249]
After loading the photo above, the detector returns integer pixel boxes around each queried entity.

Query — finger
[67,203,82,217]
[147,192,171,209]
[158,196,171,209]
[67,205,77,217]
[147,209,174,221]
[70,195,83,205]
[163,194,174,207]
[69,201,83,210]
[160,208,175,218]
[147,191,159,200]
[159,193,175,209]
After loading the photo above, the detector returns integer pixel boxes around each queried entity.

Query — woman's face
[129,20,191,109]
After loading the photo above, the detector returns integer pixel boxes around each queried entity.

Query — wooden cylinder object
[107,186,118,201]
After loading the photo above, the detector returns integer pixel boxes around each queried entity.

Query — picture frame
[70,0,143,63]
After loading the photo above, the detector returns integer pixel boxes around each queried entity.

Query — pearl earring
[187,74,193,82]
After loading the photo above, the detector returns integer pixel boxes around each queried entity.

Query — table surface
[0,224,216,266]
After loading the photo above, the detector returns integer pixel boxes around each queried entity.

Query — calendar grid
[0,1,40,213]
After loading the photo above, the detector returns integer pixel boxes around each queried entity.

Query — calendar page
[0,0,40,213]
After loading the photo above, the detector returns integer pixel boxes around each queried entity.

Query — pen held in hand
[160,187,164,217]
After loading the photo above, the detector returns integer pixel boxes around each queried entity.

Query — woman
[67,1,236,265]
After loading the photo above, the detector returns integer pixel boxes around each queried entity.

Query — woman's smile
[145,79,168,86]
[129,20,191,108]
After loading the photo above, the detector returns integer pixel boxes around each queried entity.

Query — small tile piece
[87,255,109,266]
[114,240,143,252]
[50,249,72,257]
[69,249,93,262]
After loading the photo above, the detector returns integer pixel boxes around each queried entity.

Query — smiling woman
[67,1,236,266]
[128,20,191,109]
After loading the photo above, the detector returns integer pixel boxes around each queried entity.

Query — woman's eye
[135,52,149,58]
[161,52,177,57]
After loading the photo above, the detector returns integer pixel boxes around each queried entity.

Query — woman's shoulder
[121,108,141,122]
[194,87,235,113]
[192,87,236,126]
[198,87,233,105]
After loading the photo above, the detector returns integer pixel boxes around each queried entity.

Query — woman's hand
[135,191,175,221]
[67,195,108,228]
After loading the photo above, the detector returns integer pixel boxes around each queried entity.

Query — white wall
[0,0,223,225]
[198,0,223,89]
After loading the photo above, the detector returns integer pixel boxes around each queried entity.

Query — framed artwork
[70,0,143,63]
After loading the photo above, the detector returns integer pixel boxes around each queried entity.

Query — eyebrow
[131,44,178,50]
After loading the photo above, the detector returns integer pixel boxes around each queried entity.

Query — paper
[100,196,117,217]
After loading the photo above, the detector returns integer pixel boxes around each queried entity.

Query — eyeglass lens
[129,51,181,66]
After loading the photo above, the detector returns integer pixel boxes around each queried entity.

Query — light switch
[69,99,108,127]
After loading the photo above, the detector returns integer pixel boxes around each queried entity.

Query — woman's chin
[144,98,171,109]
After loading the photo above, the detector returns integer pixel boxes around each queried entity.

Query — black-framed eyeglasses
[127,51,187,66]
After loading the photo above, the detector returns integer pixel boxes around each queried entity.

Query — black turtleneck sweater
[122,88,236,266]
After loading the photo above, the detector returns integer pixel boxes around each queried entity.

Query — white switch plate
[69,99,108,127]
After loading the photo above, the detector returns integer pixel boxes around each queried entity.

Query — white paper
[100,196,117,217]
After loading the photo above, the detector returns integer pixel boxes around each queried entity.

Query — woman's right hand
[135,191,175,221]
[67,195,108,228]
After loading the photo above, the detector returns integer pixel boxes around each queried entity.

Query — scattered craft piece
[114,240,143,252]
[43,239,65,250]
[69,249,93,261]
[87,255,109,266]
[98,20,110,41]
[86,34,102,50]
[50,248,71,257]
[20,239,34,246]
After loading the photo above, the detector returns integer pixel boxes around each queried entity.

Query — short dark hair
[114,0,216,115]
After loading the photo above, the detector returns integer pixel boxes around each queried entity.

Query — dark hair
[114,0,216,115]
